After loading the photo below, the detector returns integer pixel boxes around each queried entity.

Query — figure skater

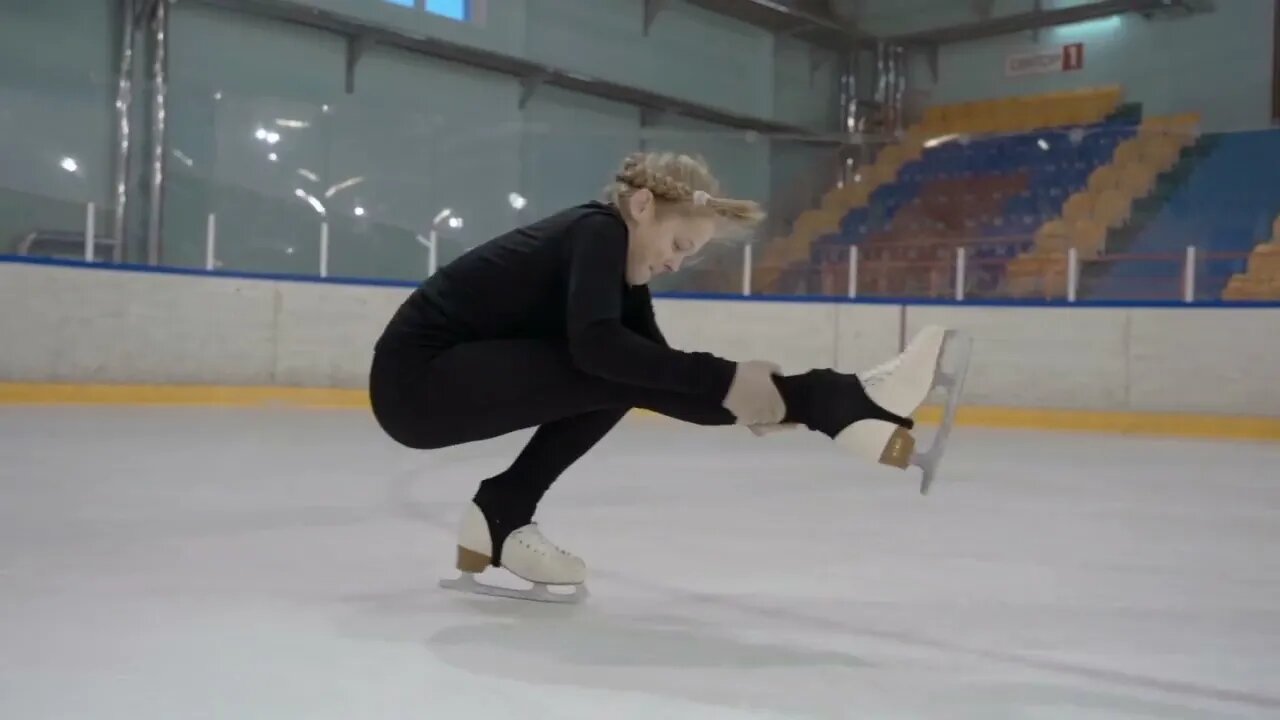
[369,152,965,602]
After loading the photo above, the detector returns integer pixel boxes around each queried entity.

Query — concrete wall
[3,261,1278,416]
[907,1,1275,133]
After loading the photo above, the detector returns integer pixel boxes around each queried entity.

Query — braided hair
[605,152,765,228]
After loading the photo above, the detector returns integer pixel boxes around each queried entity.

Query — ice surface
[1,406,1278,719]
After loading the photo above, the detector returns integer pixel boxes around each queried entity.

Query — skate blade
[909,330,973,495]
[439,572,589,604]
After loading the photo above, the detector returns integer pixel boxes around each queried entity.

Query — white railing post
[205,213,217,271]
[428,230,439,277]
[83,202,95,262]
[319,221,329,278]
[742,242,753,296]
[1067,246,1079,303]
[1183,245,1197,303]
[954,246,966,301]
[847,245,859,298]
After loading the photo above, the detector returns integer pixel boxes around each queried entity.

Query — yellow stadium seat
[1019,103,1043,131]
[871,160,899,184]
[1140,137,1167,169]
[1119,161,1157,198]
[879,145,905,166]
[991,98,1022,133]
[792,208,838,239]
[1062,192,1094,224]
[1004,252,1068,298]
[1223,274,1280,301]
[1113,139,1143,165]
[975,103,999,133]
[1070,218,1108,258]
[1035,219,1070,252]
[1248,243,1280,278]
[943,105,960,123]
[1021,97,1045,131]
[1088,165,1121,194]
[1093,189,1132,229]
[1170,112,1202,135]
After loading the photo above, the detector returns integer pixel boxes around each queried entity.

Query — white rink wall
[2,261,1279,417]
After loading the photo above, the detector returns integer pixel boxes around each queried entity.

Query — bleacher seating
[1003,112,1200,297]
[1091,128,1280,301]
[795,86,1127,297]
[756,83,1280,304]
[919,86,1122,136]
[758,87,1125,294]
[1223,214,1280,301]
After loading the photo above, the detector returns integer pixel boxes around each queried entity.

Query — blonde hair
[605,152,765,230]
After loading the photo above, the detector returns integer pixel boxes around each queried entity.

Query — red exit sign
[1006,42,1085,76]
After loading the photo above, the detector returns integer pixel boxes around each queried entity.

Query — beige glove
[722,361,786,426]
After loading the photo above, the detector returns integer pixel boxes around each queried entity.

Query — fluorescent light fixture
[295,188,326,216]
[1053,16,1121,37]
[325,176,365,198]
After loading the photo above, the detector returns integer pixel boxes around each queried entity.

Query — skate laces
[861,330,932,387]
[516,523,574,558]
[860,353,902,387]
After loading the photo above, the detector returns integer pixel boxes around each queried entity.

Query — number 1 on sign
[1063,42,1084,71]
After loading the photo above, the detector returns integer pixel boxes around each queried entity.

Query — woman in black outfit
[369,152,947,602]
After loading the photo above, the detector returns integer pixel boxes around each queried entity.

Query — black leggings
[370,338,737,552]
[369,338,734,453]
[369,336,905,559]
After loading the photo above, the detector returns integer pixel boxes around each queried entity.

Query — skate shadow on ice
[341,586,875,716]
[345,583,869,673]
[425,603,872,672]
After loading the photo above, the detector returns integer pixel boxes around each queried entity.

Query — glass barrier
[4,81,1280,304]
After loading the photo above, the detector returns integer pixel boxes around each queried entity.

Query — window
[381,0,469,22]
[426,0,468,21]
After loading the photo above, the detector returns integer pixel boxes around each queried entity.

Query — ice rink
[2,406,1278,719]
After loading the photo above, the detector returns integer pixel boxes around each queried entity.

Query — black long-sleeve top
[375,202,738,402]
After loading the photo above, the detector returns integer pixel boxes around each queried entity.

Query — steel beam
[889,0,1201,46]
[186,0,820,137]
[682,0,871,51]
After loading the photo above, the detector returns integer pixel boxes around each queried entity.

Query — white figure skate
[439,502,589,603]
[838,325,972,494]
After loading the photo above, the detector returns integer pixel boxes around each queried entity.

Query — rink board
[2,382,1277,441]
[2,258,1279,439]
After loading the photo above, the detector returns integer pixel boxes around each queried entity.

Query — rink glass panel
[3,9,1279,303]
